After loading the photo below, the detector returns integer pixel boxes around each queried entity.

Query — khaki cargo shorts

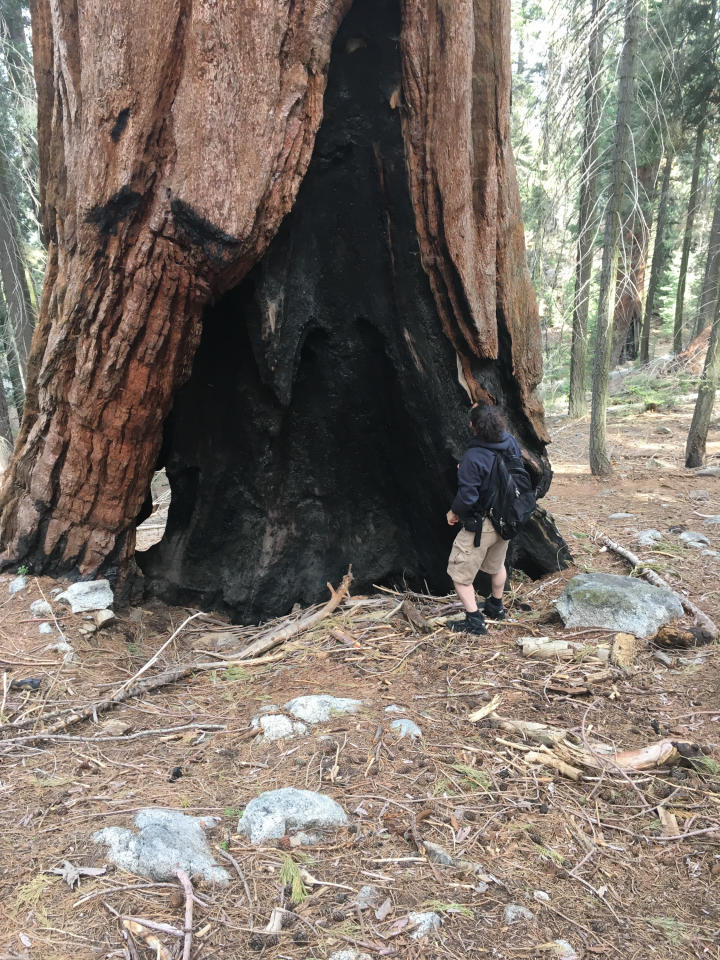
[447,518,509,585]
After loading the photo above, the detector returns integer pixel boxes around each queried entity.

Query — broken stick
[174,868,194,960]
[595,532,718,638]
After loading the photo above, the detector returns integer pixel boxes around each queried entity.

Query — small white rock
[504,903,534,924]
[55,579,114,613]
[255,714,308,742]
[408,911,442,939]
[9,575,27,595]
[552,940,579,959]
[38,622,54,635]
[284,694,362,724]
[30,599,52,617]
[533,890,551,902]
[390,717,422,740]
[608,512,633,520]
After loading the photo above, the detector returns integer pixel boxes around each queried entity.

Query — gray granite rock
[703,515,720,525]
[390,718,422,740]
[608,513,634,520]
[284,694,362,724]
[696,466,720,477]
[254,714,308,742]
[9,575,27,595]
[689,489,710,501]
[702,549,720,558]
[353,885,382,909]
[635,529,662,548]
[237,788,348,844]
[93,809,229,885]
[679,530,710,547]
[504,904,534,923]
[30,599,52,617]
[56,579,114,613]
[408,911,442,939]
[38,622,54,635]
[556,573,683,638]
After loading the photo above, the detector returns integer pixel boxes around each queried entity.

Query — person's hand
[447,510,459,525]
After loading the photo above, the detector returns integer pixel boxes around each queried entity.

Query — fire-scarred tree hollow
[0,0,569,620]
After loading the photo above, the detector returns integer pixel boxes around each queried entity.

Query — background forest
[0,0,719,473]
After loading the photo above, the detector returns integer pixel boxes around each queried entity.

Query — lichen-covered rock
[93,809,229,884]
[284,695,363,724]
[556,573,683,638]
[255,714,308,742]
[237,788,348,845]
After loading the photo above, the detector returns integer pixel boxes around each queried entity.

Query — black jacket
[450,432,522,520]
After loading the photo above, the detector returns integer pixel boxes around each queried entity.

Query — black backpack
[478,449,536,540]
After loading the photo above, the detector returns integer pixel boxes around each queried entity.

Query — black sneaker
[483,596,506,621]
[449,610,487,635]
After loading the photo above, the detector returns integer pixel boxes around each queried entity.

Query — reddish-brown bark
[0,0,556,598]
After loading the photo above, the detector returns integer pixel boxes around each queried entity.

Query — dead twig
[174,868,194,960]
[217,847,254,929]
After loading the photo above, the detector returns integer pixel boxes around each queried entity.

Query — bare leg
[453,581,478,613]
[490,567,506,599]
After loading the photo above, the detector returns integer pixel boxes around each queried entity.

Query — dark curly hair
[470,403,506,442]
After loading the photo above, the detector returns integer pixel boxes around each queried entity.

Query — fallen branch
[174,868,194,960]
[517,636,609,662]
[122,919,173,960]
[217,847,254,929]
[595,532,718,638]
[524,748,583,781]
[235,568,353,659]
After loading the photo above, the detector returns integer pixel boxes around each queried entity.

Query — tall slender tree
[686,294,720,466]
[693,168,720,339]
[589,0,640,475]
[673,119,706,354]
[640,148,673,363]
[568,0,606,418]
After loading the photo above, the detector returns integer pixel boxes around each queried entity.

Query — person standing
[446,403,522,634]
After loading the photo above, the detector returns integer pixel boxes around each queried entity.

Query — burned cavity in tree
[138,0,569,621]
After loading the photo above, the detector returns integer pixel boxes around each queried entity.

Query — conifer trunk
[693,170,720,341]
[610,161,656,368]
[640,150,673,364]
[686,298,720,468]
[568,0,605,419]
[589,0,640,476]
[673,120,706,354]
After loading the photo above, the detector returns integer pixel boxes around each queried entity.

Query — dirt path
[0,400,718,960]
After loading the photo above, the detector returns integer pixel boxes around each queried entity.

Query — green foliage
[280,855,309,904]
[221,665,250,682]
[451,763,492,793]
[422,900,474,917]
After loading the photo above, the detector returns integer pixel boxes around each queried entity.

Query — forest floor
[1,391,719,960]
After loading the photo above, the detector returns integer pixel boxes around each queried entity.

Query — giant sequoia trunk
[0,0,568,620]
